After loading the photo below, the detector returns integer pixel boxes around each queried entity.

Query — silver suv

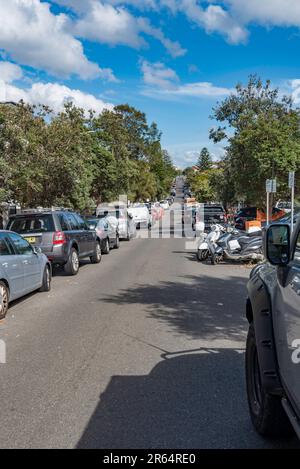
[246,220,300,440]
[7,210,101,275]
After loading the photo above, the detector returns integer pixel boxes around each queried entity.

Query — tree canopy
[0,101,176,211]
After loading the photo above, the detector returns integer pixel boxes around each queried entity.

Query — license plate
[24,237,36,244]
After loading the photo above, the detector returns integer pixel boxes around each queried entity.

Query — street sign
[289,171,295,189]
[266,179,277,193]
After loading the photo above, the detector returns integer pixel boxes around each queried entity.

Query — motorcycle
[197,224,264,264]
[197,224,224,262]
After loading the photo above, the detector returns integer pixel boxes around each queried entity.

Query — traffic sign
[266,179,277,193]
[289,171,295,189]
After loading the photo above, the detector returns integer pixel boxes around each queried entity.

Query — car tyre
[114,235,120,249]
[90,242,102,264]
[0,281,9,320]
[64,248,80,275]
[39,265,51,292]
[103,238,110,254]
[246,324,293,438]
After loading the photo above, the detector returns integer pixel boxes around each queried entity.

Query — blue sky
[1,1,300,168]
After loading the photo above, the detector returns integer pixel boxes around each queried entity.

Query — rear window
[237,208,256,218]
[7,215,55,234]
[204,206,224,213]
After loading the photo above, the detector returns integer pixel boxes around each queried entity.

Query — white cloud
[141,61,179,89]
[226,0,300,27]
[141,60,232,99]
[0,66,113,114]
[54,0,186,57]
[102,0,300,45]
[0,0,115,80]
[0,62,23,83]
[288,79,300,105]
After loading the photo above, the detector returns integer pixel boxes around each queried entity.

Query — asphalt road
[0,199,299,448]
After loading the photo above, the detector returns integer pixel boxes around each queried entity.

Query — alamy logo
[291,339,300,364]
[0,339,6,364]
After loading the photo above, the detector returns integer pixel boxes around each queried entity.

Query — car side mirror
[33,247,42,255]
[265,224,290,266]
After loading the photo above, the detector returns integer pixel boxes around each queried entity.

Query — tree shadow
[77,349,299,449]
[100,274,249,342]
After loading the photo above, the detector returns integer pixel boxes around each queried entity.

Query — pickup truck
[246,220,300,439]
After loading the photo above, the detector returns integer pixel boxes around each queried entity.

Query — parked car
[245,220,300,440]
[195,204,227,232]
[85,217,120,254]
[235,207,285,230]
[151,202,164,221]
[0,230,51,319]
[7,210,101,275]
[160,200,170,210]
[276,200,292,213]
[97,207,135,241]
[128,204,152,229]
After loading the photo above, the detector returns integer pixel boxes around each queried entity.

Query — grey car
[0,231,51,319]
[246,220,300,440]
[85,217,120,254]
[7,210,101,275]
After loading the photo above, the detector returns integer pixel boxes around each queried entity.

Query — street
[0,210,299,449]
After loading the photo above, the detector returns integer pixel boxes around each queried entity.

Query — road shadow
[100,274,249,342]
[77,349,299,449]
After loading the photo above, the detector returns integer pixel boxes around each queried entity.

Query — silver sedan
[0,231,52,319]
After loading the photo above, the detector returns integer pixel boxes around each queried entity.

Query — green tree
[210,75,300,206]
[198,147,212,171]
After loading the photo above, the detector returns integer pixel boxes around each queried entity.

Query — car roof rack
[18,207,72,214]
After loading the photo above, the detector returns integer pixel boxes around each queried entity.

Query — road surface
[0,200,298,448]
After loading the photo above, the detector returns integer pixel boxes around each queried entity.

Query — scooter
[197,224,263,264]
[197,224,225,261]
[211,228,264,264]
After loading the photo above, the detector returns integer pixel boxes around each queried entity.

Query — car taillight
[53,231,66,246]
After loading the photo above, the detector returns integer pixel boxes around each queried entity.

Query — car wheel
[103,238,110,254]
[246,324,293,437]
[0,282,9,320]
[39,265,51,292]
[90,242,102,264]
[114,235,120,249]
[64,248,80,275]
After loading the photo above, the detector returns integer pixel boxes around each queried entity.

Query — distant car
[7,210,101,275]
[0,230,51,319]
[151,203,164,221]
[97,207,135,241]
[276,200,292,213]
[160,200,169,210]
[128,204,152,229]
[86,218,119,254]
[235,207,286,230]
[195,204,226,232]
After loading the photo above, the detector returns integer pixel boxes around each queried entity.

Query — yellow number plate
[24,237,36,244]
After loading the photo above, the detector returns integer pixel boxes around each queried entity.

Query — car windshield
[86,219,98,229]
[8,214,55,233]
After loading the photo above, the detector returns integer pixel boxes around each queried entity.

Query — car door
[8,232,41,292]
[64,212,85,258]
[74,213,95,255]
[273,226,300,411]
[0,234,25,299]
